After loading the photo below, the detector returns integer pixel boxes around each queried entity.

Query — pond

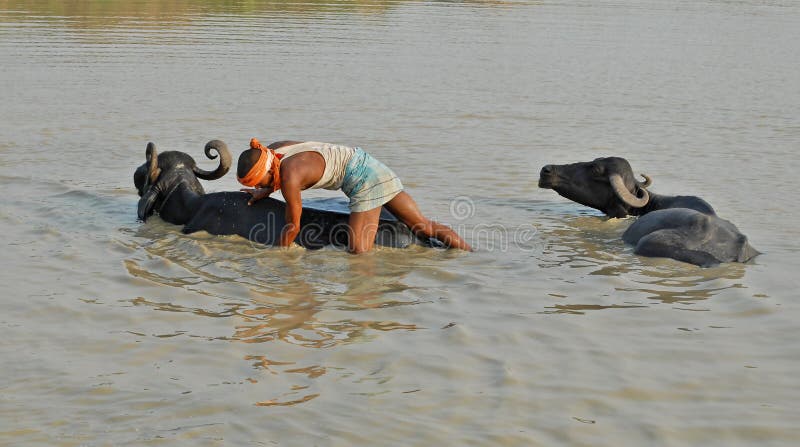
[1,0,799,445]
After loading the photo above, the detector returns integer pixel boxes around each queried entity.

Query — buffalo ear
[137,188,159,222]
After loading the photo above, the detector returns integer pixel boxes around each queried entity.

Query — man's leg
[385,192,472,251]
[347,207,383,254]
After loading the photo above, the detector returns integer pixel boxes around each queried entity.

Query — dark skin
[241,141,472,253]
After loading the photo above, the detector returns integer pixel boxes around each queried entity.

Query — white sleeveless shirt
[275,141,356,190]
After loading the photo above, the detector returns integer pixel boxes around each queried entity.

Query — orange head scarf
[237,137,282,191]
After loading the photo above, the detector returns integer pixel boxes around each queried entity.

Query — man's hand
[240,188,271,205]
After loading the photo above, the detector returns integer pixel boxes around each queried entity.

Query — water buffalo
[538,157,759,266]
[134,140,433,249]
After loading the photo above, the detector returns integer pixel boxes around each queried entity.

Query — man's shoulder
[268,140,305,150]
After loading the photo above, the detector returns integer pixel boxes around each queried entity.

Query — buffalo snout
[538,164,557,188]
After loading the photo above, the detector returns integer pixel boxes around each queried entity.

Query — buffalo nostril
[538,165,557,188]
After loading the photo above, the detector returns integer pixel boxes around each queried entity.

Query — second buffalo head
[539,157,652,218]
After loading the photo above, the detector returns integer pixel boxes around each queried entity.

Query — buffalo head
[539,157,652,218]
[135,140,231,221]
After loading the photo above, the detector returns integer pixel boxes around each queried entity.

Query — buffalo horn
[638,173,652,188]
[610,174,649,208]
[193,140,232,180]
[145,142,161,184]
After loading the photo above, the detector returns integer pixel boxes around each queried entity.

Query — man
[237,138,472,253]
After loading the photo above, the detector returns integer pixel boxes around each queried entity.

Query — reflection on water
[619,281,745,305]
[1,0,521,22]
[540,303,648,315]
[533,210,749,311]
[0,0,400,22]
[122,229,431,407]
[535,214,630,269]
[126,226,421,345]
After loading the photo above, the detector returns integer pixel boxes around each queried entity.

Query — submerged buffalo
[134,140,433,249]
[538,157,759,267]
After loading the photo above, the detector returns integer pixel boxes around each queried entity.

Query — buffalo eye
[590,164,604,176]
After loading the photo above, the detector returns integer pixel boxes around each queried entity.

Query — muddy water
[1,1,799,445]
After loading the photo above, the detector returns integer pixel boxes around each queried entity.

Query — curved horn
[638,173,652,188]
[145,142,161,184]
[193,139,232,180]
[609,174,649,208]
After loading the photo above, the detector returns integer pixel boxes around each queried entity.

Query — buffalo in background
[539,157,759,267]
[134,140,433,249]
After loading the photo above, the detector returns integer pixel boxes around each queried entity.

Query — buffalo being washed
[538,157,759,267]
[134,140,434,249]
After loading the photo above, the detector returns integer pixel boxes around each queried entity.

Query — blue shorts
[341,148,404,212]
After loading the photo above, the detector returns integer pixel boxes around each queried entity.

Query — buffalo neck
[157,181,204,225]
[629,192,716,217]
[630,193,668,216]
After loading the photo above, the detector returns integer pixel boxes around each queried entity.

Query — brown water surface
[2,0,799,445]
